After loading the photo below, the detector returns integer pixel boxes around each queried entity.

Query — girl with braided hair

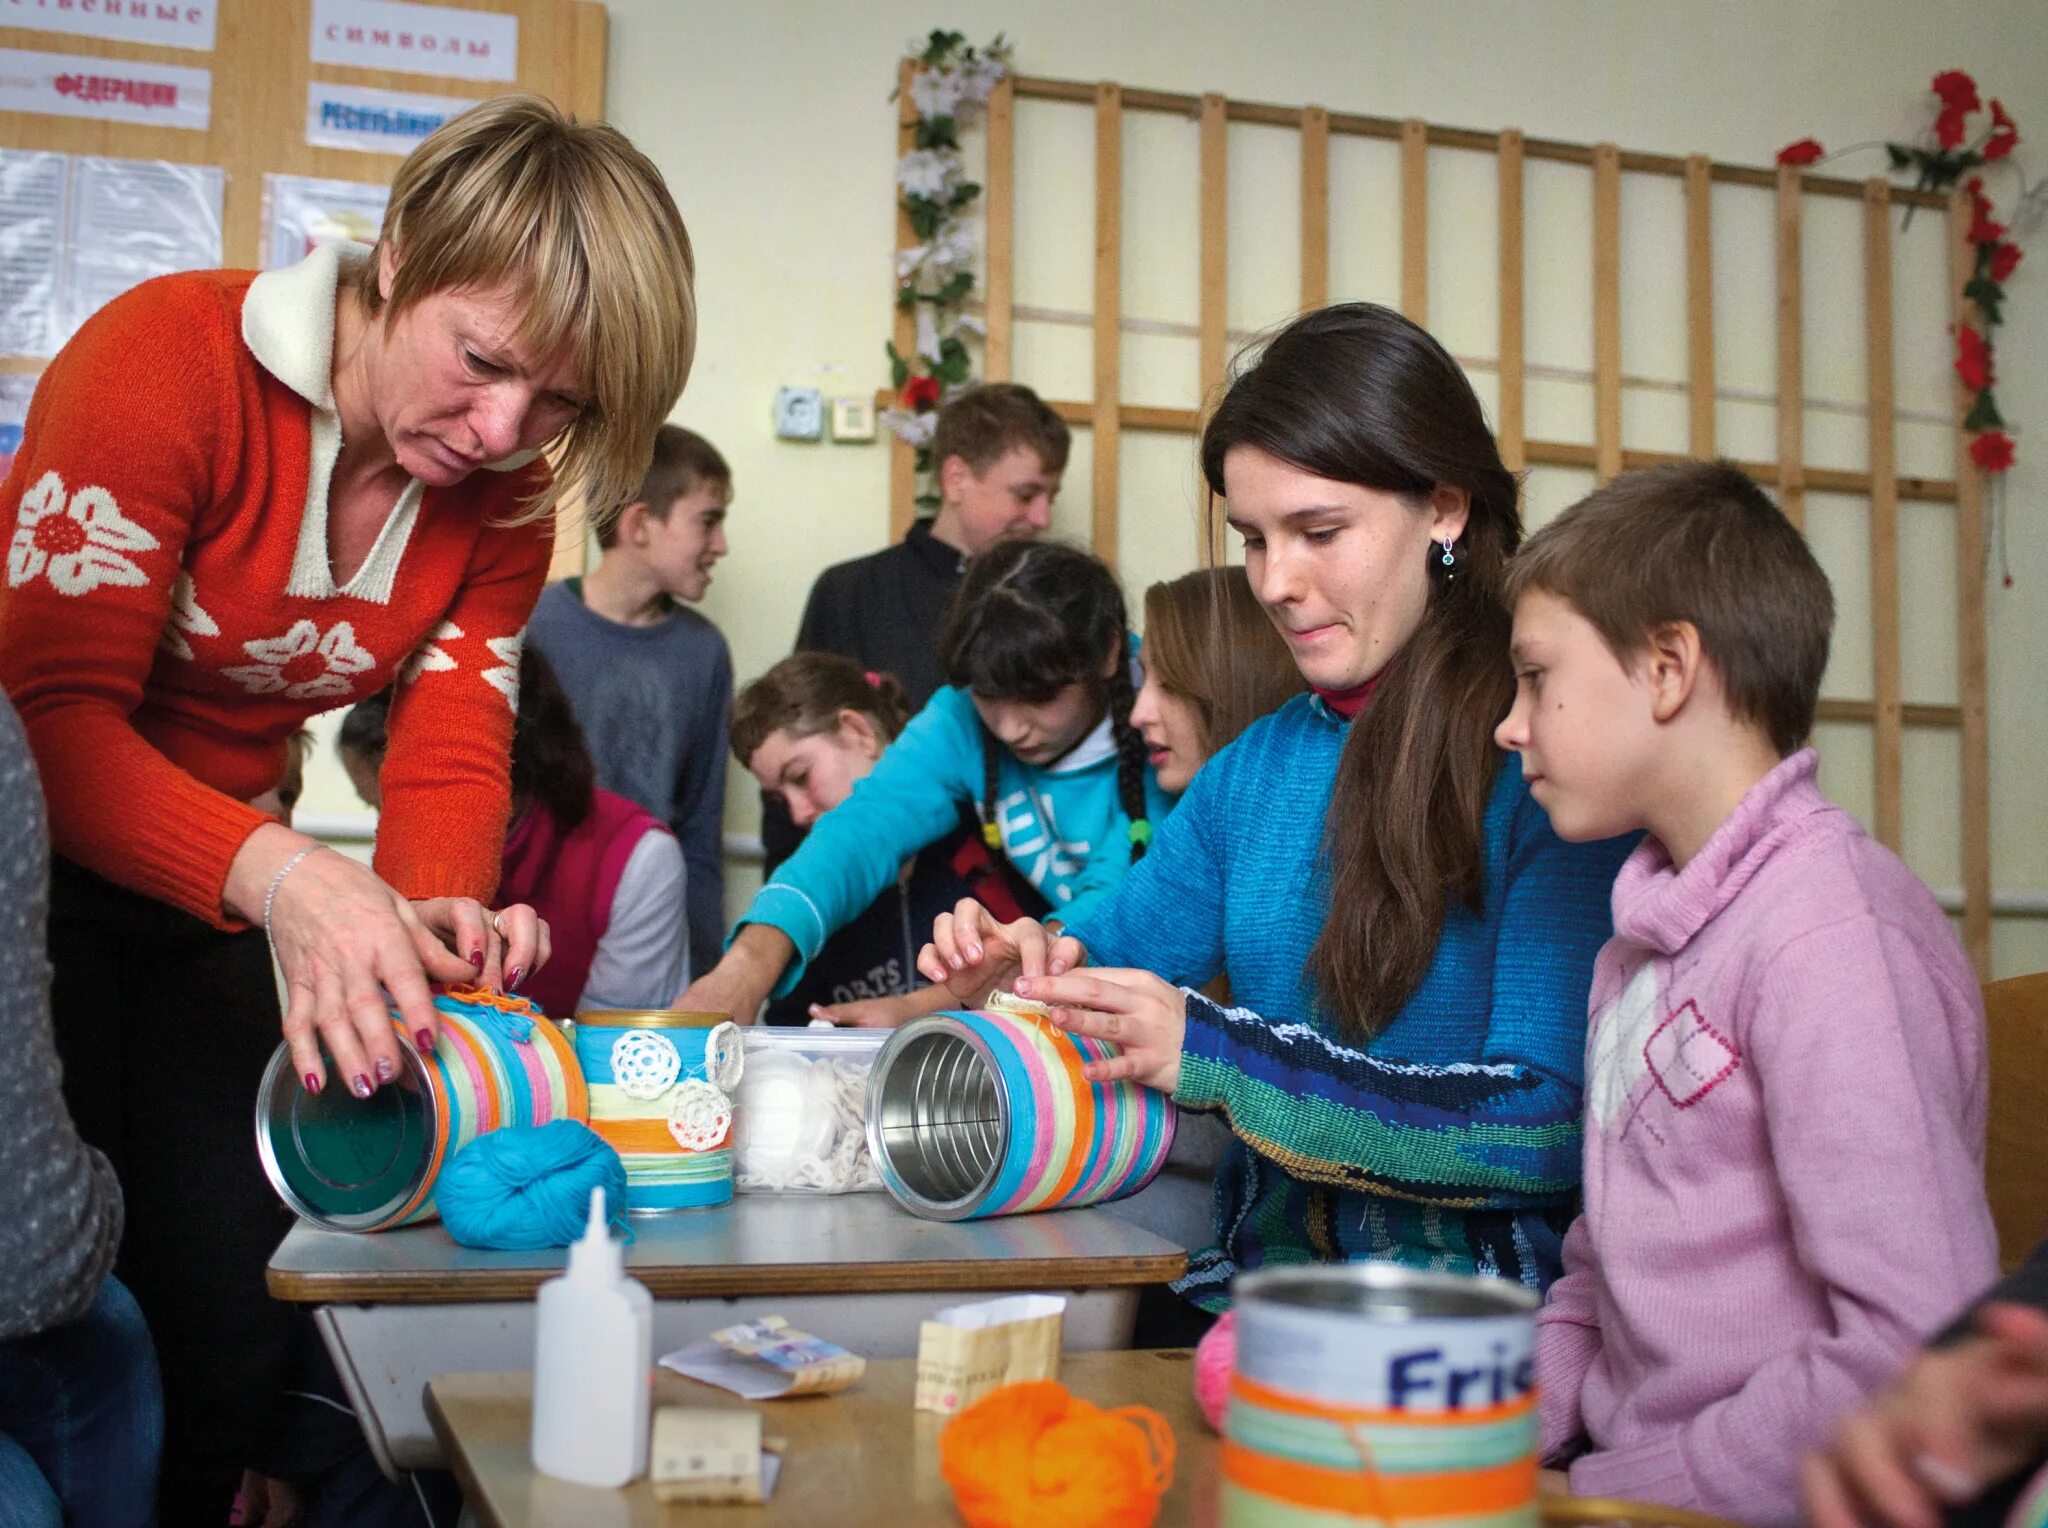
[676,538,1172,1024]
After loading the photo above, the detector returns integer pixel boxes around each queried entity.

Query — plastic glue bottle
[530,1185,652,1487]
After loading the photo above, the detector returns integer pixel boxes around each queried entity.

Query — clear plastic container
[732,1027,888,1194]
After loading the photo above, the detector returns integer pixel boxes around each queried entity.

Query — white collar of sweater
[240,241,537,474]
[1609,746,1830,957]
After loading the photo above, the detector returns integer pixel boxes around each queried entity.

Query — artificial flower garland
[1778,69,2032,485]
[882,29,1011,510]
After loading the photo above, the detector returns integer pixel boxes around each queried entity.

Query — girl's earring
[1440,535,1457,578]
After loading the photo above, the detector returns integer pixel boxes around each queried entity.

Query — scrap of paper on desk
[659,1315,865,1400]
[914,1293,1066,1415]
[649,1408,784,1505]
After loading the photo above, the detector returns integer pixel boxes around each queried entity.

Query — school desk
[266,1190,1186,1479]
[424,1348,1216,1527]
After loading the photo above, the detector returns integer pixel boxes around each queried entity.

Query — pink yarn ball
[1193,1309,1236,1432]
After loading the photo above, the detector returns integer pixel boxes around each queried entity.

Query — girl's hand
[674,923,796,1026]
[918,899,1087,1003]
[409,898,551,994]
[1016,968,1186,1095]
[1802,1302,2048,1528]
[227,824,475,1099]
[808,987,948,1029]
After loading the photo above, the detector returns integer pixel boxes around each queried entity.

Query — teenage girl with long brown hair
[923,304,1635,1316]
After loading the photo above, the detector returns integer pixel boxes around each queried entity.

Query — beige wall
[295,0,2048,975]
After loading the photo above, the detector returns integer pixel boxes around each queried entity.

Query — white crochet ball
[736,1051,837,1170]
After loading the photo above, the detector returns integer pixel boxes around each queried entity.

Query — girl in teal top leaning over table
[921,304,1636,1311]
[679,538,1175,1024]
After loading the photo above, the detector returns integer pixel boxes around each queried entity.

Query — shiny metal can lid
[252,1040,435,1231]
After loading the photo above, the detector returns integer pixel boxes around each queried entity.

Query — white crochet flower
[158,572,219,660]
[7,472,159,598]
[222,619,376,700]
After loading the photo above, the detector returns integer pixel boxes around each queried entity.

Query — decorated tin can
[1224,1264,1540,1526]
[255,987,587,1232]
[865,1005,1177,1221]
[571,1009,742,1212]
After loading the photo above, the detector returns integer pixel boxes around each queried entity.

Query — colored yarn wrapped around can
[572,1010,740,1211]
[255,986,587,1233]
[1224,1264,1540,1525]
[1193,1309,1235,1433]
[866,1009,1177,1221]
[438,1121,629,1250]
[940,1380,1175,1528]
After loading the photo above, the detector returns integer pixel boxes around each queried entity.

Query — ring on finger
[492,913,505,937]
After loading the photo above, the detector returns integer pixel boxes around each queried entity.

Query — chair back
[1986,971,2048,1273]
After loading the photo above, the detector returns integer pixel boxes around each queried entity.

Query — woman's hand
[233,1468,299,1528]
[808,986,952,1029]
[226,824,475,1099]
[674,923,795,1026]
[1016,968,1187,1095]
[917,899,1088,1004]
[1802,1302,2048,1528]
[410,898,551,993]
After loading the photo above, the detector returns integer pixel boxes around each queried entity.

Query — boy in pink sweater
[1494,460,1998,1526]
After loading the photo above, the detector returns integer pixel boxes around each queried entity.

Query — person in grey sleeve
[0,688,162,1526]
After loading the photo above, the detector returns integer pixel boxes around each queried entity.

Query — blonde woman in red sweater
[0,96,694,1520]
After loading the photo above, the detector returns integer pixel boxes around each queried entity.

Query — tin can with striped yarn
[254,986,587,1233]
[1223,1263,1540,1527]
[572,1009,741,1212]
[864,1006,1177,1221]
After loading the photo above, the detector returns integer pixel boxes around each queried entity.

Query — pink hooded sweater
[1537,748,1997,1527]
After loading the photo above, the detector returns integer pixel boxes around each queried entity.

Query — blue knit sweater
[1070,694,1633,1308]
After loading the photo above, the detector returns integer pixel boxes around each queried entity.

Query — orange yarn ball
[939,1380,1177,1528]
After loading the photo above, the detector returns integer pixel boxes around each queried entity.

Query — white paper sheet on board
[0,47,211,131]
[0,0,218,51]
[60,157,223,347]
[0,149,66,357]
[309,0,518,82]
[263,174,388,270]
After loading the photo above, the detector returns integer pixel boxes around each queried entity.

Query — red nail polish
[508,966,525,991]
[303,1071,323,1095]
[415,1028,435,1055]
[469,950,485,970]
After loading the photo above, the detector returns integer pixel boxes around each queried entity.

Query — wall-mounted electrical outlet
[772,386,824,441]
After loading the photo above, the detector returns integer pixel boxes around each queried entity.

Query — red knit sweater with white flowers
[0,253,554,927]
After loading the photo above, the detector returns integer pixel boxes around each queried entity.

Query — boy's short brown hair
[597,423,730,548]
[930,382,1070,478]
[1505,460,1834,755]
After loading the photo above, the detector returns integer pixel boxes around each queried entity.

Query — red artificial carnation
[901,374,941,409]
[1954,326,1994,392]
[1985,99,2019,160]
[1969,430,2015,474]
[1990,243,2024,283]
[1932,69,1981,114]
[1776,138,1825,166]
[1936,104,1969,149]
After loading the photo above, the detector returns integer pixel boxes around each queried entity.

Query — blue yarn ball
[438,1121,629,1250]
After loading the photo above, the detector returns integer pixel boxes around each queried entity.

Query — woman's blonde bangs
[363,93,696,526]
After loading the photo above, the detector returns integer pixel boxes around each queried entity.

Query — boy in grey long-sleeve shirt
[0,687,120,1342]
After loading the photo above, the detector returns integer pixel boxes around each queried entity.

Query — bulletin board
[0,0,607,573]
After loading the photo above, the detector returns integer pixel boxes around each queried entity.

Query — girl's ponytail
[1105,660,1150,861]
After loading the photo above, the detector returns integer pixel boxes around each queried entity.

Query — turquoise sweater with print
[740,679,1175,999]
[1070,693,1633,1307]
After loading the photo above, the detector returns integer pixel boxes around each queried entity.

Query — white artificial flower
[910,68,967,120]
[915,305,942,364]
[960,53,1009,106]
[895,149,959,202]
[881,408,939,449]
[896,241,931,281]
[956,313,988,337]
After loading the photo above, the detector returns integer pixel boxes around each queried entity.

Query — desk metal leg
[315,1285,1142,1478]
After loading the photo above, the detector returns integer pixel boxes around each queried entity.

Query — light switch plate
[773,386,823,441]
[830,395,876,442]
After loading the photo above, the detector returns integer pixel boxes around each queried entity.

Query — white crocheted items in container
[703,1021,745,1092]
[734,1051,881,1194]
[609,1030,682,1100]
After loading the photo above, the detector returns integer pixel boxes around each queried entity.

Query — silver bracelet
[262,845,320,947]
